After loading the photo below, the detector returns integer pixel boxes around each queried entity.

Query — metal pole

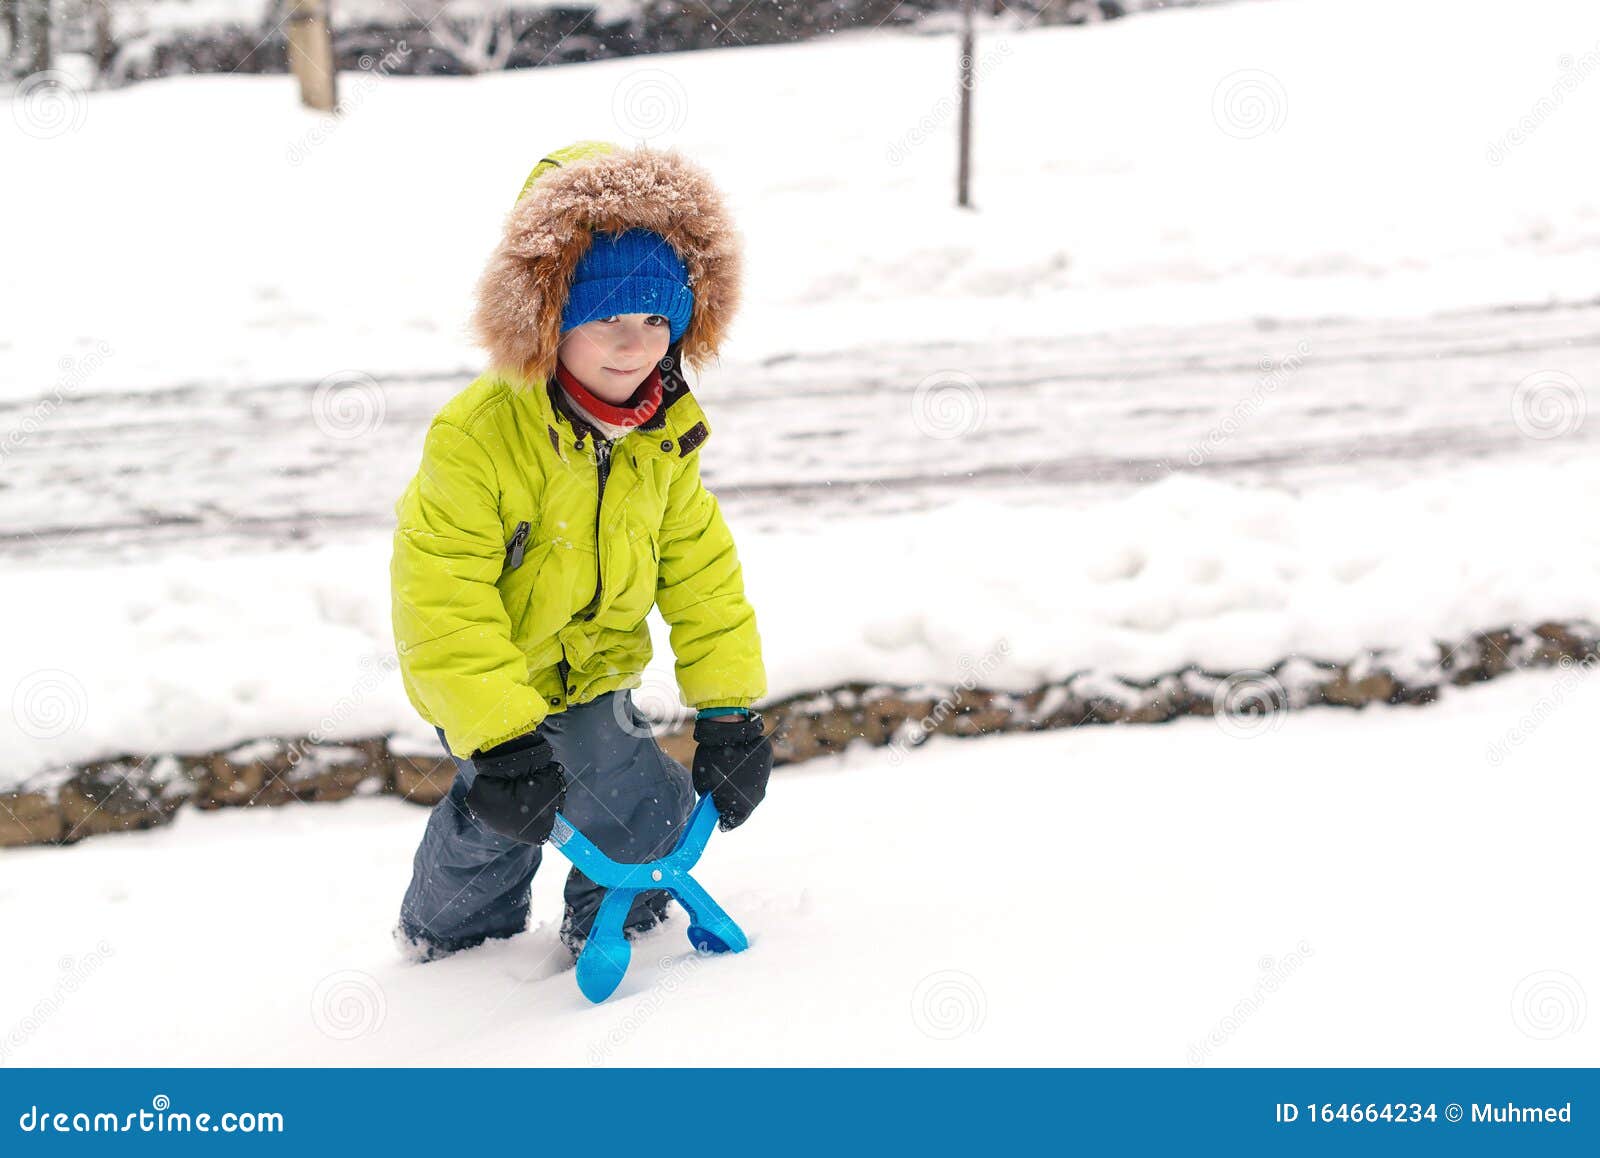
[957,0,974,208]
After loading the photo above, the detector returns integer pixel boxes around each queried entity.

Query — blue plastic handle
[549,792,748,1003]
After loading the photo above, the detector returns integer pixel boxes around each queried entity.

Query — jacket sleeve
[655,450,767,712]
[390,419,548,759]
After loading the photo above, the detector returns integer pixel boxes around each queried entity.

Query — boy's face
[557,313,672,404]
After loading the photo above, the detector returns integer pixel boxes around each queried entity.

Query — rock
[24,615,1600,848]
[1530,620,1599,666]
[283,739,388,803]
[1319,662,1398,708]
[57,753,193,842]
[767,708,820,764]
[0,792,64,847]
[1022,683,1090,729]
[657,726,695,770]
[196,737,294,809]
[198,736,382,809]
[391,755,456,805]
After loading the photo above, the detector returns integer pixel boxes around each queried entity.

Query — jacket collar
[513,349,712,464]
[554,357,664,434]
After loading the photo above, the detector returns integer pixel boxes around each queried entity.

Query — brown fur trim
[471,145,743,389]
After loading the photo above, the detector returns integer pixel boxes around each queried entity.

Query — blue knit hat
[560,227,694,343]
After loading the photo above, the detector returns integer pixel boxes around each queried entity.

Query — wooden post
[1,0,18,69]
[957,0,974,209]
[16,0,50,74]
[287,0,338,112]
[91,0,114,79]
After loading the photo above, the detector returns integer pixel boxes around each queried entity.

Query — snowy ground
[2,0,1597,1069]
[1,0,1598,785]
[1,664,1594,1066]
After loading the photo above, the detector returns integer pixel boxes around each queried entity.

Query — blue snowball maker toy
[548,791,748,1003]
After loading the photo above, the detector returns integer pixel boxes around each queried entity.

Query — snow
[1,0,1596,1069]
[1,0,1596,396]
[3,452,1599,791]
[0,0,1595,792]
[0,664,1594,1065]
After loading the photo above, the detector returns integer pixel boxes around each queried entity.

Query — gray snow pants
[398,688,695,954]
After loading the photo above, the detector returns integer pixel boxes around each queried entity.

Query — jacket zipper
[561,430,614,702]
[504,520,531,570]
[582,435,614,618]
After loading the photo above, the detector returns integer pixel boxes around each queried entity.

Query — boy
[391,141,772,962]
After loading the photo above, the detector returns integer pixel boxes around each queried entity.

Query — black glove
[464,730,566,844]
[691,711,773,831]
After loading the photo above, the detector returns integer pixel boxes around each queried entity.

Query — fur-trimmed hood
[471,140,744,388]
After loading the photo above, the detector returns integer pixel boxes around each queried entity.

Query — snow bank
[4,452,1599,789]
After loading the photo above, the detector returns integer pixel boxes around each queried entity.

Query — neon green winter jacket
[390,141,765,759]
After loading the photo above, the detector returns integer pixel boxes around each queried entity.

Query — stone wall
[3,617,1594,849]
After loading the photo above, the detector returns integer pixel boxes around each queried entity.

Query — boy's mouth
[604,366,641,376]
